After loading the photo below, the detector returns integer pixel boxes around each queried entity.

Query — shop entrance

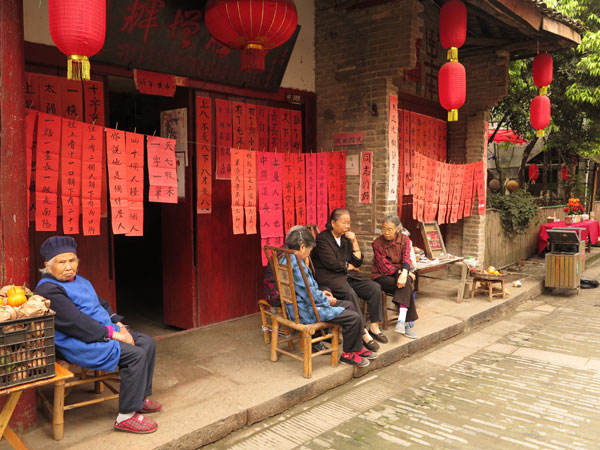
[107,75,190,335]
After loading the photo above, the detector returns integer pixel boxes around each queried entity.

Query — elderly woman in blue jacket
[283,226,377,367]
[35,236,161,434]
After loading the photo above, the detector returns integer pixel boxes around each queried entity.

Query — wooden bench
[37,360,120,440]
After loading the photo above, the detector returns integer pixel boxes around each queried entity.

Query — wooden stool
[37,360,120,440]
[471,276,505,302]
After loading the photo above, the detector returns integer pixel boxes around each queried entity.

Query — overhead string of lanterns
[48,0,106,81]
[530,52,553,137]
[204,0,299,73]
[438,0,467,122]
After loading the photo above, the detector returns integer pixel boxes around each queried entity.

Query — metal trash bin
[545,229,581,290]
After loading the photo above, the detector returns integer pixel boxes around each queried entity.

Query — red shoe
[358,348,378,360]
[138,398,162,414]
[114,413,158,434]
[340,352,370,367]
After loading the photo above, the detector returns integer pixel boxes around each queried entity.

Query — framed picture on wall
[419,222,446,259]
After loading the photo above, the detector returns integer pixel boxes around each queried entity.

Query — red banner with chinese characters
[215,99,232,179]
[38,76,62,117]
[35,113,61,231]
[246,104,258,150]
[256,106,269,152]
[461,163,475,218]
[388,94,399,201]
[336,150,347,209]
[61,119,83,234]
[291,111,302,153]
[402,110,411,194]
[82,123,103,236]
[196,96,212,213]
[476,160,486,214]
[282,154,295,233]
[269,108,281,151]
[258,151,284,265]
[25,72,40,110]
[305,153,317,225]
[327,153,337,213]
[147,136,178,203]
[280,109,292,154]
[84,81,105,125]
[25,110,37,225]
[360,151,372,204]
[230,149,245,234]
[60,79,83,120]
[231,102,247,150]
[106,128,129,234]
[125,132,145,236]
[334,132,364,146]
[134,69,176,97]
[316,153,328,232]
[294,153,306,225]
[244,150,257,234]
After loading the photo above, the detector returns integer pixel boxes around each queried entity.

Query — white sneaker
[404,325,418,339]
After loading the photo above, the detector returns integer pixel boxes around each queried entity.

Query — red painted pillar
[0,0,29,286]
[0,1,38,432]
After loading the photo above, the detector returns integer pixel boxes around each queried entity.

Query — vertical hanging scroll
[316,153,328,231]
[402,110,411,194]
[215,99,232,179]
[246,104,258,150]
[269,108,281,151]
[231,102,247,149]
[388,95,399,201]
[336,150,347,209]
[35,113,61,231]
[84,81,105,126]
[230,149,245,234]
[282,153,295,232]
[256,105,269,151]
[360,151,373,204]
[147,136,178,204]
[258,152,284,265]
[125,132,145,236]
[61,119,83,234]
[294,153,306,225]
[105,128,128,234]
[305,153,317,225]
[82,123,103,236]
[25,110,37,225]
[196,96,212,214]
[244,150,257,234]
[327,152,337,213]
[280,109,292,154]
[291,111,302,153]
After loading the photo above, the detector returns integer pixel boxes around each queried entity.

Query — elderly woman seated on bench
[35,236,161,434]
[284,226,378,367]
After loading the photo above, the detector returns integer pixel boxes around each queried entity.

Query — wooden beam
[542,16,582,45]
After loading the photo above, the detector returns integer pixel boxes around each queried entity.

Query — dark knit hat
[40,236,77,262]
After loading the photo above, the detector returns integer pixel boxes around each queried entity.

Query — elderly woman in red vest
[371,216,419,338]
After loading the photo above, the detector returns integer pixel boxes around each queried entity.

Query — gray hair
[285,226,316,250]
[383,215,402,229]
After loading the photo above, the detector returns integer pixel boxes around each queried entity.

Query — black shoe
[371,332,388,344]
[363,339,380,352]
[340,352,370,367]
[312,342,328,353]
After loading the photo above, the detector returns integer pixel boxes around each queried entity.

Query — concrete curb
[161,251,600,449]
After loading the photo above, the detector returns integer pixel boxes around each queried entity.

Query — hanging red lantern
[48,0,106,81]
[528,164,539,184]
[561,165,569,181]
[439,0,467,61]
[204,0,298,73]
[530,95,551,137]
[438,61,466,122]
[533,52,553,95]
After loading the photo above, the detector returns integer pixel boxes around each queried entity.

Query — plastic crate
[0,313,55,389]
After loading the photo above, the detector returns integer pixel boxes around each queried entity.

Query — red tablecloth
[537,219,600,254]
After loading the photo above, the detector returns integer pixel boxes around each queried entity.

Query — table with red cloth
[537,219,600,254]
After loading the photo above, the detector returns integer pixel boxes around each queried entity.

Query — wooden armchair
[264,246,340,378]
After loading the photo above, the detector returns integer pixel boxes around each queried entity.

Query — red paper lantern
[561,165,569,181]
[439,0,467,61]
[48,0,106,81]
[528,164,539,184]
[533,52,553,94]
[530,95,551,137]
[205,0,298,73]
[439,61,466,122]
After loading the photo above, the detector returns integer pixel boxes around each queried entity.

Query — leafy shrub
[487,190,540,235]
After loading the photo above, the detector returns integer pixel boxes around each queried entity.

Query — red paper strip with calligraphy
[81,123,103,236]
[125,132,145,236]
[38,75,62,117]
[134,69,176,97]
[35,113,61,231]
[336,150,347,209]
[280,109,292,154]
[388,95,399,201]
[147,136,178,204]
[282,153,295,233]
[61,119,83,234]
[291,111,302,153]
[305,153,317,225]
[360,151,373,204]
[316,153,328,231]
[60,79,83,121]
[256,105,269,152]
[215,99,232,179]
[25,72,40,110]
[84,80,105,126]
[196,96,212,213]
[25,110,37,225]
[231,102,247,149]
[294,154,306,225]
[244,150,257,234]
[231,148,245,234]
[269,108,281,152]
[246,104,258,150]
[105,128,129,234]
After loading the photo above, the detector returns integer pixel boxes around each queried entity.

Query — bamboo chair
[264,246,340,378]
[37,360,120,440]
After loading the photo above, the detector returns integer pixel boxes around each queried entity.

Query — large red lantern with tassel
[530,95,551,137]
[48,0,106,81]
[205,0,298,73]
[561,165,569,181]
[439,61,466,122]
[528,164,539,184]
[439,0,467,61]
[533,53,553,94]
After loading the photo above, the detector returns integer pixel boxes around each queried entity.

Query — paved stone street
[208,267,600,449]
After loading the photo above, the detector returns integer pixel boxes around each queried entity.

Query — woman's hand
[323,290,337,306]
[348,263,360,272]
[116,322,135,345]
[112,330,134,345]
[344,231,357,242]
[397,270,408,288]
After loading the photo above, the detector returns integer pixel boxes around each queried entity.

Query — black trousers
[374,275,419,323]
[330,276,383,324]
[118,330,156,413]
[328,305,364,353]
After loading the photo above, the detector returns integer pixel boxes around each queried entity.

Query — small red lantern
[439,61,466,122]
[530,95,551,137]
[439,0,467,61]
[48,0,106,81]
[561,165,569,181]
[205,0,298,73]
[533,52,553,95]
[528,164,539,184]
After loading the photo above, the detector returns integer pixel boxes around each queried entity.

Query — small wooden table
[415,256,468,302]
[0,364,73,449]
